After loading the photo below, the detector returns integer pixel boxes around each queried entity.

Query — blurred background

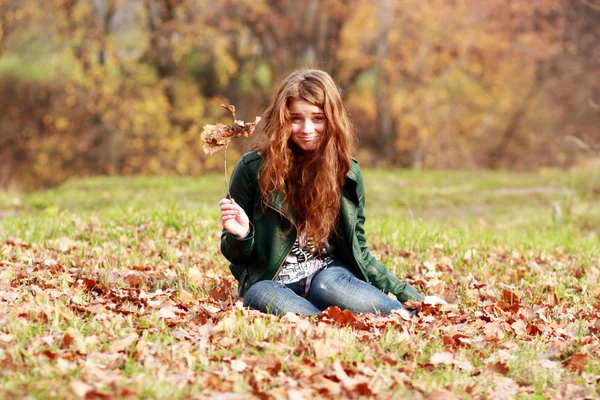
[0,0,598,191]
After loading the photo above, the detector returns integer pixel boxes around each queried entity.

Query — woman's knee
[243,280,282,307]
[312,266,354,291]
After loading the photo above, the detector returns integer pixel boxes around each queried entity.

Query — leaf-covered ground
[1,170,599,399]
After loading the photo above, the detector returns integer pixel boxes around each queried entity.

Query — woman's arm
[353,167,425,302]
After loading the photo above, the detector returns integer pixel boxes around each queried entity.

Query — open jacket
[220,151,424,303]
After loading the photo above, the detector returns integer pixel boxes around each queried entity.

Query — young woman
[218,69,446,316]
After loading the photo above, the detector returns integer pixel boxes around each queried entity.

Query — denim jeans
[242,260,409,316]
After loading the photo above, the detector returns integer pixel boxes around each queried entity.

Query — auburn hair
[256,69,356,249]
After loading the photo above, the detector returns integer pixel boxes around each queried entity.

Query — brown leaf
[124,274,146,288]
[566,353,588,375]
[319,306,357,327]
[203,373,233,392]
[502,289,519,305]
[62,333,75,348]
[41,350,57,361]
[526,324,543,336]
[332,359,357,389]
[442,335,454,347]
[311,375,342,396]
[85,390,111,400]
[496,300,511,311]
[201,104,261,155]
[82,278,108,295]
[487,362,509,375]
[590,318,600,334]
[402,300,423,311]
[250,353,282,374]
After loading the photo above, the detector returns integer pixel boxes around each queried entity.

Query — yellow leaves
[338,0,376,60]
[212,37,239,86]
[55,116,70,131]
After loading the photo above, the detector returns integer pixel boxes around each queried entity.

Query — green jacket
[220,151,424,303]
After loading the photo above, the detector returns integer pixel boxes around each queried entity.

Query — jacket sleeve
[354,168,425,302]
[220,156,256,265]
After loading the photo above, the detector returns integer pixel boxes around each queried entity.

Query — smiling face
[288,99,326,153]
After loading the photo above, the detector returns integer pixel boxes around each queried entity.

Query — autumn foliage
[0,0,599,190]
[1,234,599,398]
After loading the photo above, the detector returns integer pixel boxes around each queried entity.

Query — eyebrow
[290,112,325,116]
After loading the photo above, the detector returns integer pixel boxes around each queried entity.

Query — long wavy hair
[256,69,355,249]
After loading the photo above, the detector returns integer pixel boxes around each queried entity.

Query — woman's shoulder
[235,151,263,174]
[239,150,262,164]
[346,157,362,182]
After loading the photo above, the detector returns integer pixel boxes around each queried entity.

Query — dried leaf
[430,389,459,400]
[567,353,588,375]
[430,352,454,365]
[70,380,92,398]
[501,289,519,305]
[487,362,510,376]
[318,306,357,327]
[201,104,261,155]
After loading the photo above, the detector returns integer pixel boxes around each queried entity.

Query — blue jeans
[243,261,409,316]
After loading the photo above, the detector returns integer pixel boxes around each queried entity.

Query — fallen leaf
[491,376,519,399]
[230,359,248,372]
[201,104,261,155]
[109,333,138,353]
[319,306,357,327]
[430,388,459,400]
[558,382,586,398]
[332,359,357,389]
[501,290,519,305]
[157,306,177,319]
[430,352,454,365]
[70,380,92,398]
[567,353,588,375]
[487,362,509,376]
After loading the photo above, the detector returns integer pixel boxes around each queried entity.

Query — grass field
[0,169,599,399]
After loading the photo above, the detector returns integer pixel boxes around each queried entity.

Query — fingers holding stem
[219,198,250,237]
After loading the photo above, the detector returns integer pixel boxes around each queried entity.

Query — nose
[301,119,314,134]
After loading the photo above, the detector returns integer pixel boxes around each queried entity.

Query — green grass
[0,169,599,398]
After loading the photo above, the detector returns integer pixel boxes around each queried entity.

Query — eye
[313,116,325,122]
[291,116,302,123]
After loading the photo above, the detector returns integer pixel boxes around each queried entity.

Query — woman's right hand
[219,198,250,238]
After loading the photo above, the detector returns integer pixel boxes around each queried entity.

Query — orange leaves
[81,278,108,295]
[501,289,519,305]
[487,362,510,376]
[318,306,357,327]
[2,232,600,398]
[567,353,588,376]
